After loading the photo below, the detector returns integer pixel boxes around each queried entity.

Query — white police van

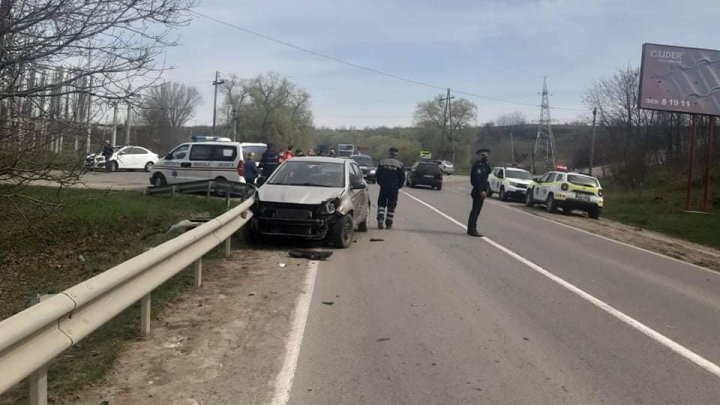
[149,138,266,186]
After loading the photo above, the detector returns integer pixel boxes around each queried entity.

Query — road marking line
[402,191,720,379]
[486,198,719,276]
[270,260,319,405]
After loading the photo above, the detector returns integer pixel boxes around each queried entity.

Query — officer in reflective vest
[467,148,492,237]
[375,147,406,229]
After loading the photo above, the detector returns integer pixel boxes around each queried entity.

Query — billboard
[639,43,720,116]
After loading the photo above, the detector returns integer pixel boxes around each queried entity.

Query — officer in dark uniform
[467,148,492,237]
[259,143,280,177]
[375,147,406,229]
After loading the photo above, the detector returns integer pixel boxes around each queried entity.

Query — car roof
[289,156,349,164]
[500,166,529,172]
[349,154,372,158]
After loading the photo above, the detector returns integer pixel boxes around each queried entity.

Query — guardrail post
[206,181,212,202]
[140,293,151,336]
[171,186,177,199]
[225,187,230,207]
[28,294,52,405]
[194,258,203,287]
[224,236,232,258]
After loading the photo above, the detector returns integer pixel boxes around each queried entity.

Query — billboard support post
[687,115,697,210]
[703,117,714,211]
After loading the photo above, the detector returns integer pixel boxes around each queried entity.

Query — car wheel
[500,186,507,201]
[437,183,442,191]
[546,194,557,213]
[151,173,167,187]
[332,214,354,248]
[589,208,601,219]
[243,219,263,244]
[144,161,154,172]
[525,189,535,207]
[110,161,119,172]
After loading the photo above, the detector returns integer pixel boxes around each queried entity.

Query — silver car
[250,157,371,248]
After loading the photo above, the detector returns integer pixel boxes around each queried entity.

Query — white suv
[526,171,604,219]
[488,166,533,201]
[149,141,266,186]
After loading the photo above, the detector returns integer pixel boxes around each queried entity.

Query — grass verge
[602,165,720,250]
[0,186,229,403]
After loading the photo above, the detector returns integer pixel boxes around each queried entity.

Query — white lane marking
[270,260,319,405]
[485,198,719,276]
[402,191,720,379]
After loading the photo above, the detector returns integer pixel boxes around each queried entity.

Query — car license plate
[575,193,590,202]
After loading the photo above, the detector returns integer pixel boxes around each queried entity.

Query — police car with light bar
[149,137,266,186]
[525,168,604,219]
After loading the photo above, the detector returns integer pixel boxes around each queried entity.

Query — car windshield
[416,163,441,174]
[269,161,345,188]
[351,156,374,166]
[567,174,600,187]
[506,169,532,180]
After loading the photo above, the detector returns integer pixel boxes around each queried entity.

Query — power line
[189,10,588,113]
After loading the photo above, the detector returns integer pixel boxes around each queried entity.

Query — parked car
[526,171,604,219]
[406,161,443,190]
[349,154,377,183]
[149,141,266,186]
[488,166,533,201]
[86,145,158,172]
[249,157,371,248]
[431,160,455,175]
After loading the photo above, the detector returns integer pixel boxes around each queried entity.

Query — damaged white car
[249,157,371,248]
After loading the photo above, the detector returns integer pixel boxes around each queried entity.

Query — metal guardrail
[0,196,256,402]
[144,179,256,200]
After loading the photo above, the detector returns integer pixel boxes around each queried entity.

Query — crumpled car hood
[258,185,344,205]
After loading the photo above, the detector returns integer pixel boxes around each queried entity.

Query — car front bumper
[503,184,528,197]
[252,203,337,240]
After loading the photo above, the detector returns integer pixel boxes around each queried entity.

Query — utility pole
[439,88,454,160]
[212,71,224,136]
[232,107,238,141]
[85,75,93,153]
[111,101,118,147]
[510,126,516,164]
[589,107,597,176]
[125,102,131,145]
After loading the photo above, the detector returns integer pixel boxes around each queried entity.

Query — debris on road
[288,249,334,260]
[376,337,390,343]
[279,263,287,268]
[321,301,334,305]
[369,238,384,242]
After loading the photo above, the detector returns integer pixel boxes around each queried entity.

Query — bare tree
[0,0,194,201]
[413,94,477,160]
[140,81,202,128]
[496,111,527,127]
[220,72,313,148]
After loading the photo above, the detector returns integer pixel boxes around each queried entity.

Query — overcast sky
[160,0,720,128]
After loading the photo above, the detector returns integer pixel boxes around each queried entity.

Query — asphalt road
[285,179,720,404]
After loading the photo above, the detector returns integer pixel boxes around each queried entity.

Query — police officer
[375,147,405,229]
[102,140,114,172]
[259,143,280,177]
[467,148,492,237]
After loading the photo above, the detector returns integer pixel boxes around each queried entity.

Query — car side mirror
[118,151,126,155]
[533,177,541,183]
[256,176,267,187]
[165,154,173,160]
[351,181,365,190]
[497,173,504,179]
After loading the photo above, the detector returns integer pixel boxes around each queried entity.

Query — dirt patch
[57,248,310,405]
[511,203,720,272]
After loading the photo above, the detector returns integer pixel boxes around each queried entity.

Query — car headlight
[598,189,603,197]
[369,169,376,175]
[324,201,337,214]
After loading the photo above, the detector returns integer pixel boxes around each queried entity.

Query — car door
[534,173,550,201]
[162,144,190,183]
[539,173,556,199]
[135,147,155,169]
[349,163,368,223]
